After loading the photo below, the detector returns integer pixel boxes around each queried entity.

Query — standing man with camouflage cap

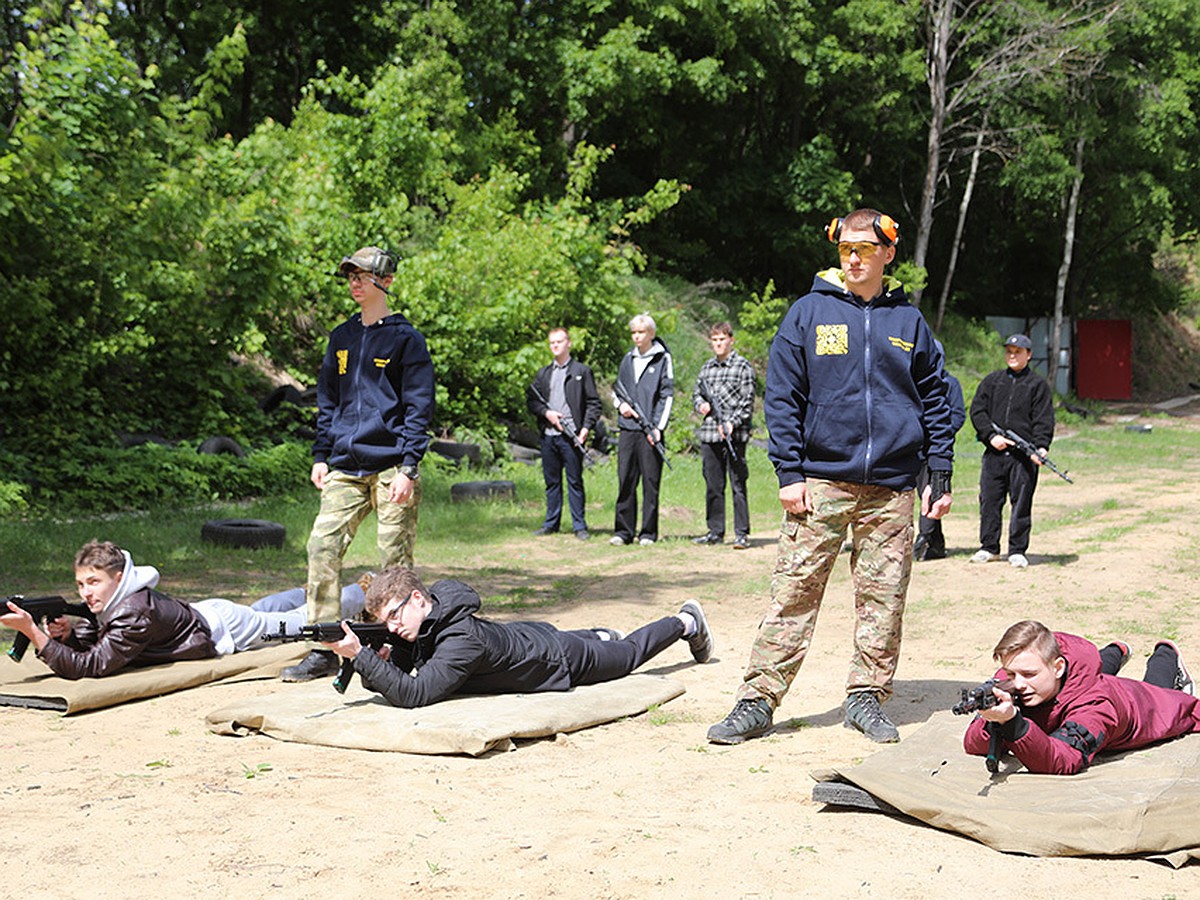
[706,209,956,745]
[282,246,435,682]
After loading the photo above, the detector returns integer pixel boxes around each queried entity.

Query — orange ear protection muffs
[826,213,900,246]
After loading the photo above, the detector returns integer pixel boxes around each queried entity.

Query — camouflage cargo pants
[737,479,914,707]
[305,466,422,622]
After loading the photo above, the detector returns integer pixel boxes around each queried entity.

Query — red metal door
[1075,319,1131,400]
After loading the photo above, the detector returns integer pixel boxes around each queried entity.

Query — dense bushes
[0,442,312,516]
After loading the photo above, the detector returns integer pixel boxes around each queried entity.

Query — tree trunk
[912,0,953,309]
[935,120,987,331]
[1050,132,1086,395]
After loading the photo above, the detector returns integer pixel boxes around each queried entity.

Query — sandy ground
[4,414,1200,899]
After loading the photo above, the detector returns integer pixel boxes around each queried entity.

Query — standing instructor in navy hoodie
[284,246,435,682]
[707,209,956,745]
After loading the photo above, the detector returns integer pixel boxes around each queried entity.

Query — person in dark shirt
[321,567,714,708]
[967,333,1055,569]
[913,343,966,561]
[610,314,674,546]
[526,327,602,540]
[286,245,435,682]
[706,209,955,746]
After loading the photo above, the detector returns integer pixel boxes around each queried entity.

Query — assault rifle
[953,678,1017,773]
[3,595,96,662]
[695,376,739,462]
[952,678,1015,716]
[264,621,396,694]
[613,381,672,470]
[990,423,1073,483]
[528,382,595,466]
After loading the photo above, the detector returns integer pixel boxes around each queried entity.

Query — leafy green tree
[0,10,283,450]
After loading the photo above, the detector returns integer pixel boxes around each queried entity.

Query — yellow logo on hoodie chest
[815,324,849,356]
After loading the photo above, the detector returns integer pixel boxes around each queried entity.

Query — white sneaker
[639,537,655,546]
[970,550,999,564]
[1009,553,1029,568]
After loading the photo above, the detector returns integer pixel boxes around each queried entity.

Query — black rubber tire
[259,384,305,413]
[450,480,516,503]
[507,443,542,463]
[201,518,286,549]
[810,781,899,814]
[430,439,483,466]
[197,435,246,457]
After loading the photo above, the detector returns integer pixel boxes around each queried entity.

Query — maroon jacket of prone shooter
[963,632,1200,774]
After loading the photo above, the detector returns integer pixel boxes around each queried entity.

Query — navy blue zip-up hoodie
[765,269,955,491]
[312,311,435,475]
[353,579,572,708]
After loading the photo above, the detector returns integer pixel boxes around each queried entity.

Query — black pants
[915,462,945,553]
[1100,640,1181,688]
[560,616,684,686]
[614,429,664,541]
[700,440,749,538]
[979,450,1039,555]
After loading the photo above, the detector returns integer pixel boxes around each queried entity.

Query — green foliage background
[2,0,1200,515]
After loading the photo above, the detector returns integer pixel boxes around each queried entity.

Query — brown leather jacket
[38,587,217,679]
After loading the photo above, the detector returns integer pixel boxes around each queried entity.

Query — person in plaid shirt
[691,322,755,549]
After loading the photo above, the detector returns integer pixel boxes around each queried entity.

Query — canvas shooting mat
[813,711,1200,866]
[0,643,307,714]
[206,674,686,756]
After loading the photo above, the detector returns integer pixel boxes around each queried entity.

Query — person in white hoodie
[0,540,365,679]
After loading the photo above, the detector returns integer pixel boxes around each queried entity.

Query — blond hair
[993,620,1061,664]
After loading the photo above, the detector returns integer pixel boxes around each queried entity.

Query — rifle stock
[3,595,96,662]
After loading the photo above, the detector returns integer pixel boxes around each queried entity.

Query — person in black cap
[967,333,1055,569]
[283,246,436,683]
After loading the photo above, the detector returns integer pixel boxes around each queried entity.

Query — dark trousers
[1144,643,1183,688]
[915,463,945,553]
[560,616,684,685]
[978,451,1039,555]
[614,429,663,541]
[540,432,587,532]
[700,440,749,538]
[1099,640,1179,689]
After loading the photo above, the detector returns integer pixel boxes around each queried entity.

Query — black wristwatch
[399,464,420,480]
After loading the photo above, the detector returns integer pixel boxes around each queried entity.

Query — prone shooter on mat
[960,620,1198,774]
[318,567,714,707]
[1,540,366,679]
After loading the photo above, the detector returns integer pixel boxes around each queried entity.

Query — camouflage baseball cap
[337,246,396,277]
